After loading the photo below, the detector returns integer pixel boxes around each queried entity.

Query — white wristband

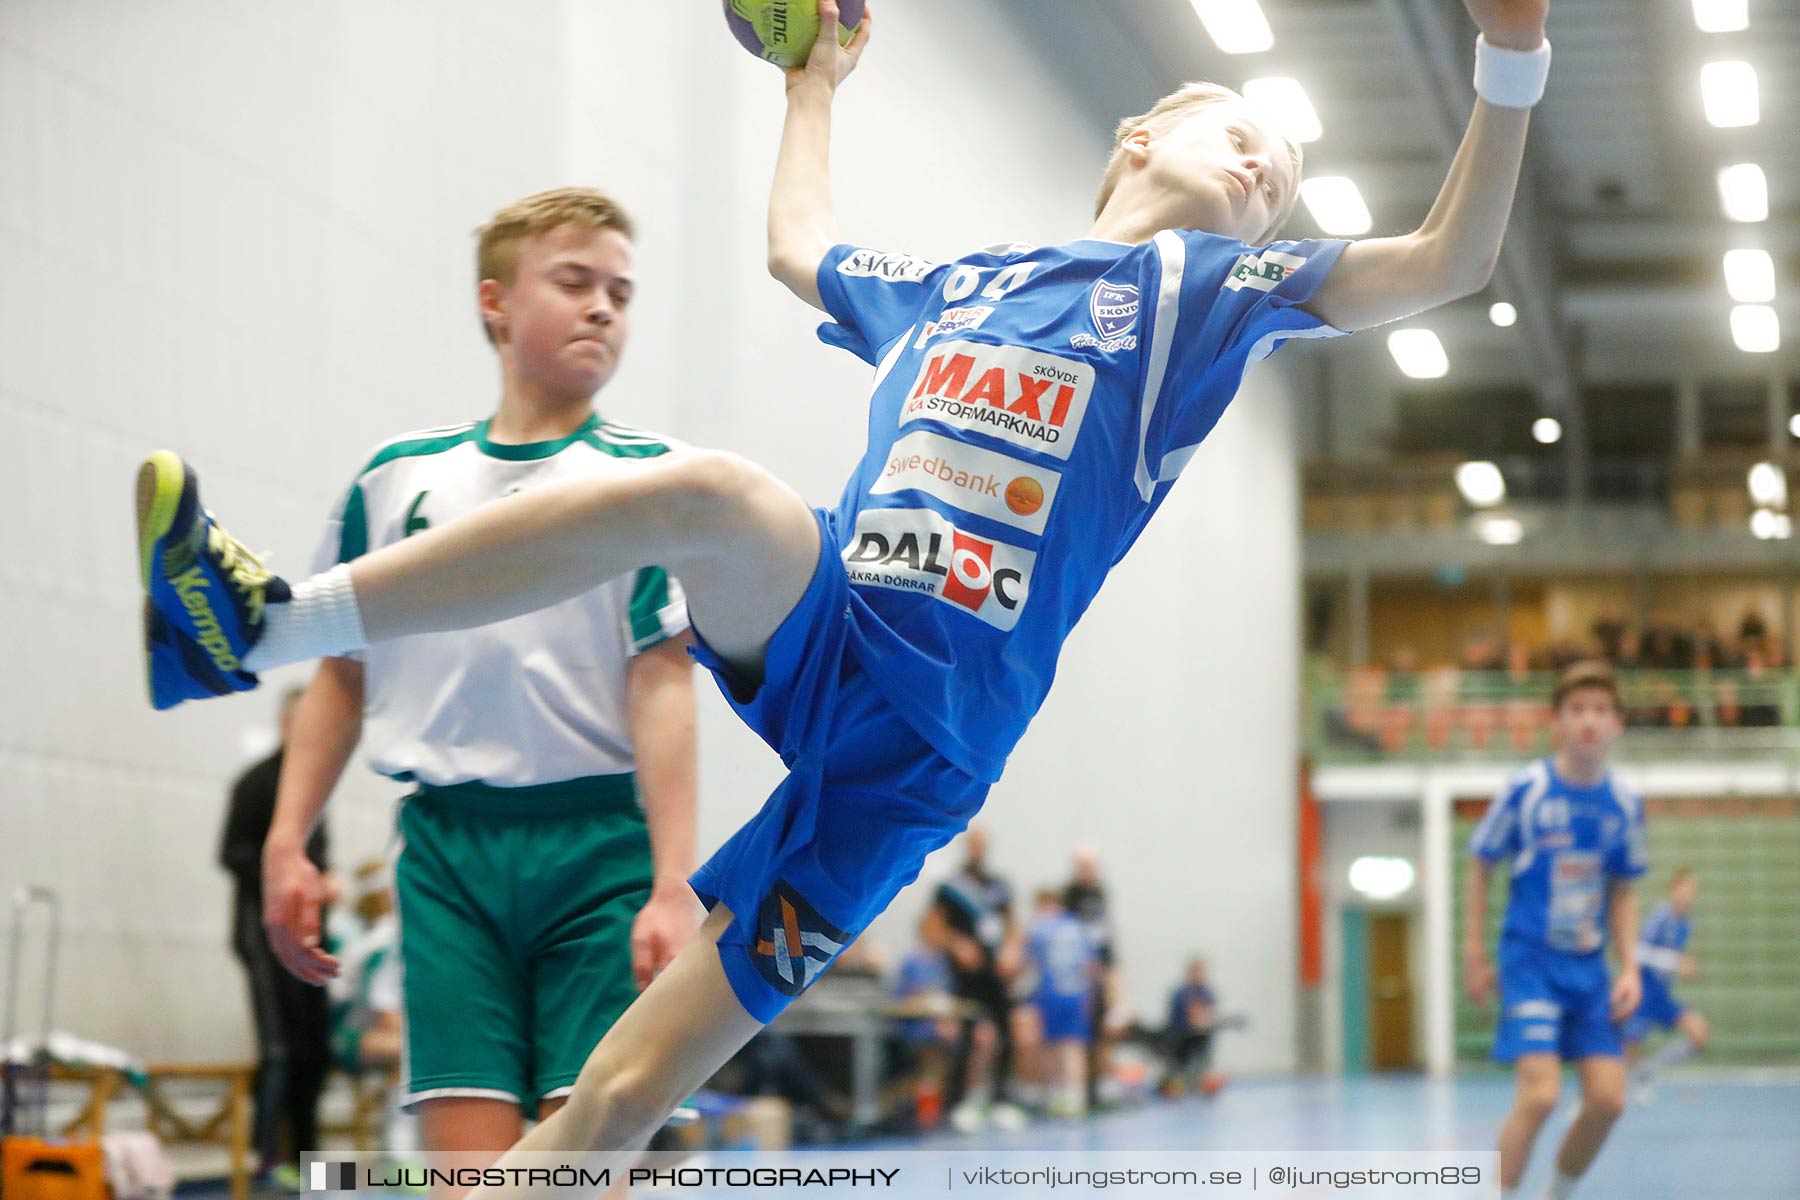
[1473,33,1551,109]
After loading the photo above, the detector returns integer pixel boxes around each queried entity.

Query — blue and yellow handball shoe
[135,450,289,710]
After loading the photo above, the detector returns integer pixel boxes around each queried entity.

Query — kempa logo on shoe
[170,564,242,672]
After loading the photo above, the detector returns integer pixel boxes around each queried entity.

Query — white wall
[1,1,1312,1073]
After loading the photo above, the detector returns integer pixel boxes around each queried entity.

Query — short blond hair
[1094,82,1303,242]
[474,187,636,343]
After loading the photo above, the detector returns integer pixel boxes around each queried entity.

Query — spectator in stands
[1323,607,1798,742]
[1591,612,1626,662]
[1385,647,1423,704]
[1642,612,1682,670]
[1739,608,1768,649]
[1739,648,1782,726]
[1692,623,1724,671]
[1614,629,1642,671]
[218,688,331,1184]
[1460,635,1504,674]
[1713,677,1743,728]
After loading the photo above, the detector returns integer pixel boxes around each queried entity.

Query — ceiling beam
[1565,218,1800,262]
[1376,0,1582,426]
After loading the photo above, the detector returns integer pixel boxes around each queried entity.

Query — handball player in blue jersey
[1465,662,1647,1199]
[1621,868,1709,1099]
[135,0,1556,1169]
[1018,890,1099,1118]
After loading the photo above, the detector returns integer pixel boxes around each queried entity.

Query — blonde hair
[1095,82,1304,242]
[474,187,636,343]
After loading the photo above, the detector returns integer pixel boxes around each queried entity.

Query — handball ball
[723,0,867,69]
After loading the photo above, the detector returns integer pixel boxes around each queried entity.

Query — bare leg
[1496,1053,1560,1191]
[961,1021,998,1103]
[1008,1006,1043,1095]
[537,1100,625,1200]
[1057,1041,1086,1112]
[1552,1056,1626,1181]
[348,449,819,673]
[461,906,763,1200]
[416,1099,522,1200]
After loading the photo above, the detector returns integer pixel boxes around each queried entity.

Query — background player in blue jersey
[1062,846,1121,1109]
[1015,890,1099,1118]
[135,0,1558,1173]
[1465,662,1648,1200]
[1622,868,1709,1100]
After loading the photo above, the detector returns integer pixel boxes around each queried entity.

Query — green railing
[1308,667,1800,764]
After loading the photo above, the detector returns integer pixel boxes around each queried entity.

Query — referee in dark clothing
[219,688,330,1177]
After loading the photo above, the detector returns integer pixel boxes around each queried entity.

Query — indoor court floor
[247,1073,1799,1199]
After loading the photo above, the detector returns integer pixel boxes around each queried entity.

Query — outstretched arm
[767,0,872,310]
[1304,0,1548,332]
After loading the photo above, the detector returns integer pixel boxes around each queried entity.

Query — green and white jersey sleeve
[311,414,690,789]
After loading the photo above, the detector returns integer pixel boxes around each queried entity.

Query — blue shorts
[689,510,990,1024]
[1621,970,1684,1044]
[1492,937,1622,1064]
[1033,992,1091,1044]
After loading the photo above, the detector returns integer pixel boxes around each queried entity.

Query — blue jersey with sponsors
[1636,902,1691,983]
[1468,759,1649,954]
[1027,911,1096,1001]
[816,233,1348,780]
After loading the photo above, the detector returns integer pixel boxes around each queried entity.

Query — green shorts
[393,776,651,1111]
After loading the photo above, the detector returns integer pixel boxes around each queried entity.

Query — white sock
[1500,1188,1517,1200]
[1546,1171,1580,1199]
[243,564,367,671]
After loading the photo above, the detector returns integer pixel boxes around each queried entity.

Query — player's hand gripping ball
[724,0,867,69]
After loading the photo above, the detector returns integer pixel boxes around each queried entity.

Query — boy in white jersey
[1466,663,1646,1199]
[258,189,701,1175]
[137,0,1555,1172]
